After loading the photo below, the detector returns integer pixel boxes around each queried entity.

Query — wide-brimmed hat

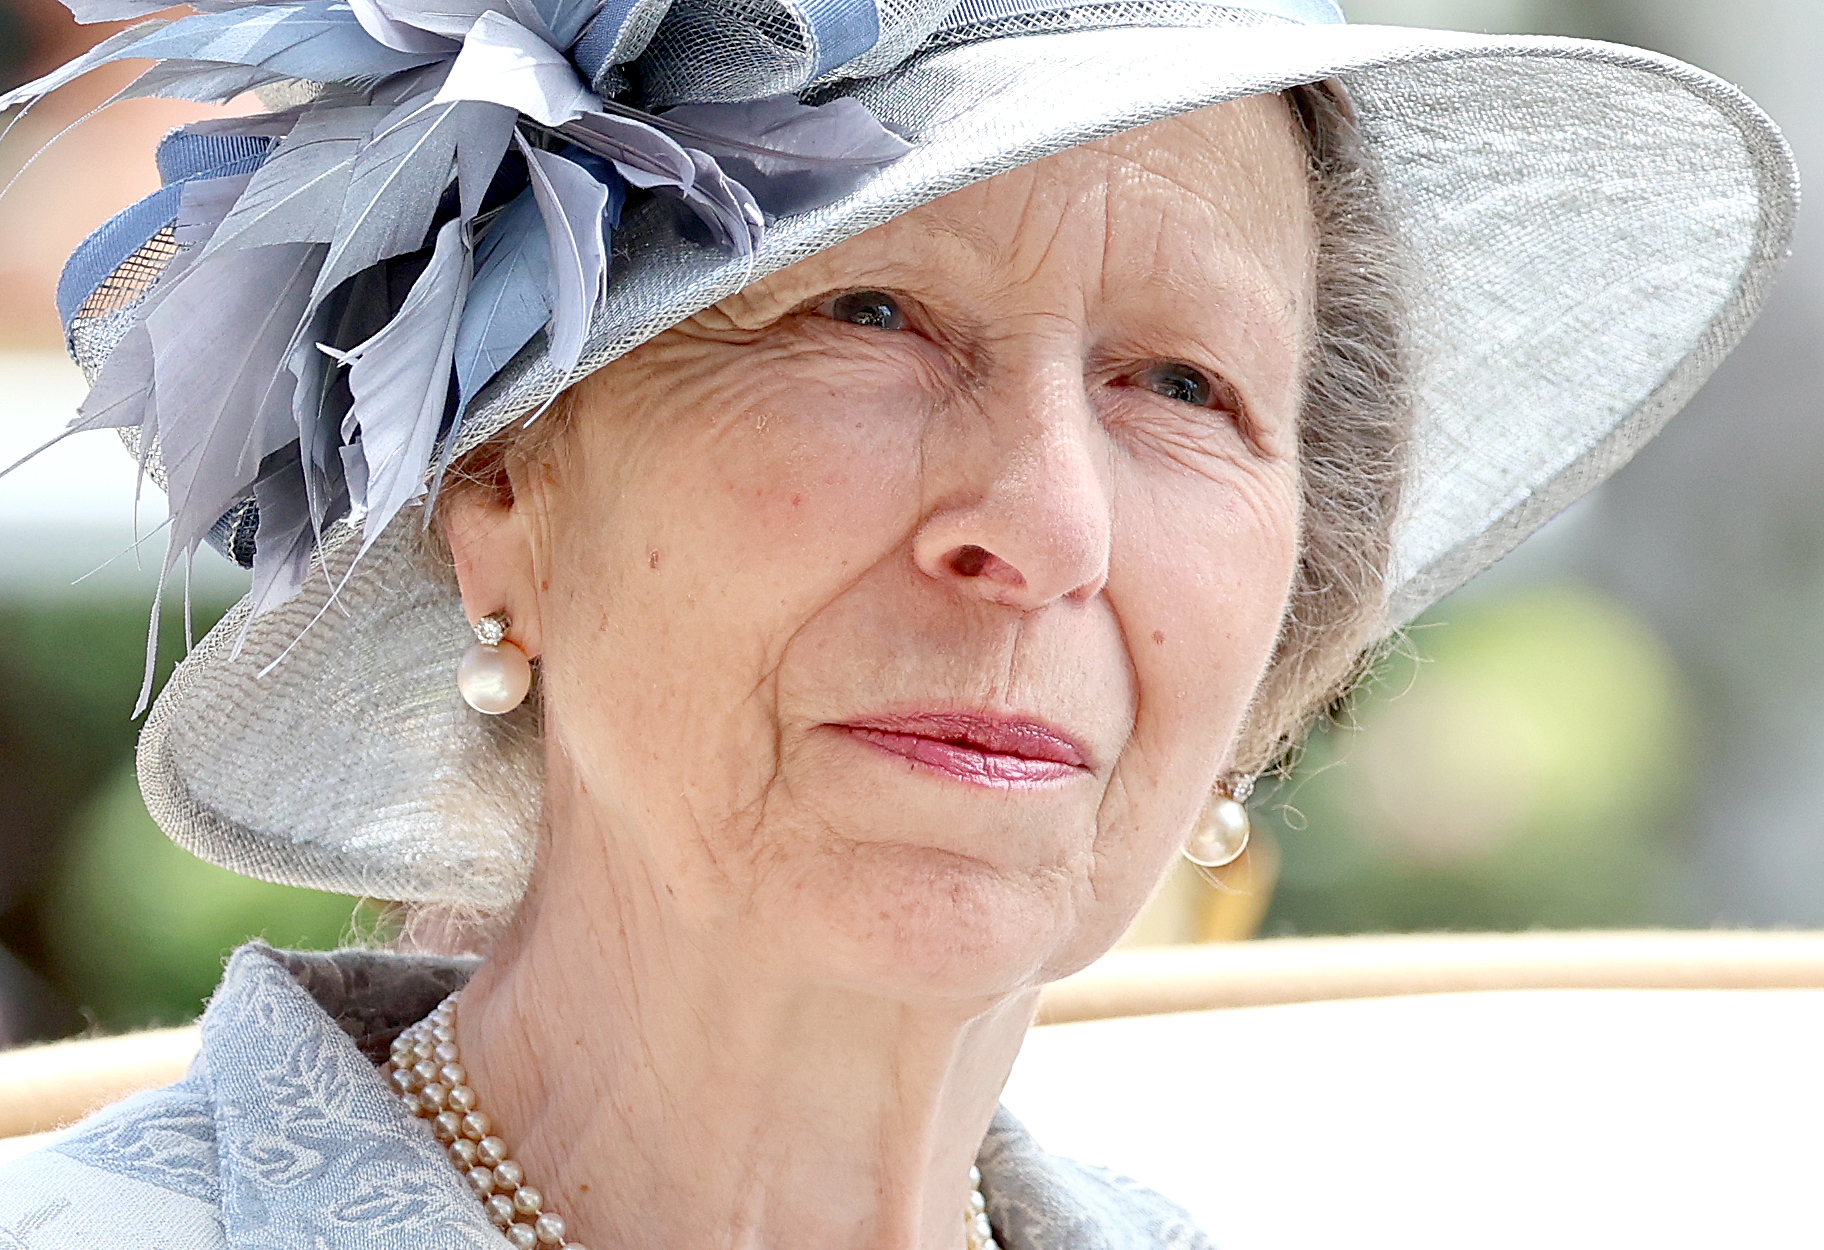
[5,0,1795,907]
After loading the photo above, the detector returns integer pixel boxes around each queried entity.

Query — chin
[729,732,1171,999]
[757,835,1106,1004]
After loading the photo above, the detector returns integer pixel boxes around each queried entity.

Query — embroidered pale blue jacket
[0,944,1215,1249]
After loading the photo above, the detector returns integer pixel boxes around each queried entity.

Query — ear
[443,474,546,660]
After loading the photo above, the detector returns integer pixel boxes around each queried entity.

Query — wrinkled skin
[446,94,1314,1250]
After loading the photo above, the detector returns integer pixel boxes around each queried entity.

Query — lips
[834,711,1089,788]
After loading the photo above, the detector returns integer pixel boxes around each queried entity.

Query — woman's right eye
[821,290,908,331]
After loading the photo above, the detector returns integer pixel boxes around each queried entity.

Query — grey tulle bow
[0,0,918,705]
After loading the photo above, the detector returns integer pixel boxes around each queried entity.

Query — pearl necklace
[385,994,1000,1250]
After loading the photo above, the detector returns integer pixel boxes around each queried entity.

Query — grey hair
[1228,81,1411,779]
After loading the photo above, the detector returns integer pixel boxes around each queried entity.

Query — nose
[913,364,1112,610]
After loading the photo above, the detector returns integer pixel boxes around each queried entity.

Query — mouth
[832,710,1091,789]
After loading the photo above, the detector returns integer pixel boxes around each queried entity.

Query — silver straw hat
[3,0,1796,907]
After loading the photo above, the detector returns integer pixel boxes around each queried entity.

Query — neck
[454,765,1038,1250]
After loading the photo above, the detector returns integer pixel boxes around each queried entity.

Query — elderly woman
[0,0,1795,1245]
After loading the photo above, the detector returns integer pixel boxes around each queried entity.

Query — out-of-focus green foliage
[1,597,376,1035]
[1261,583,1690,933]
[43,764,363,1031]
[0,598,246,1040]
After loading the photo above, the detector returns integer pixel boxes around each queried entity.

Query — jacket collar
[199,944,498,1249]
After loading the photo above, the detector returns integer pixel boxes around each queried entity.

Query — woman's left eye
[1134,362,1219,408]
[821,290,908,331]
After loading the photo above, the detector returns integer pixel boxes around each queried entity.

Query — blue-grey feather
[311,93,468,302]
[562,109,698,191]
[660,95,909,215]
[677,148,762,254]
[520,139,610,378]
[145,237,324,561]
[560,110,758,251]
[340,216,473,548]
[453,101,520,221]
[205,105,394,256]
[454,187,553,412]
[172,171,256,247]
[124,3,440,84]
[245,442,319,620]
[115,59,294,104]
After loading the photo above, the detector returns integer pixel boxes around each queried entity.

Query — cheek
[656,348,936,609]
[1031,461,1299,979]
[534,348,937,813]
[1106,459,1300,825]
[704,390,915,554]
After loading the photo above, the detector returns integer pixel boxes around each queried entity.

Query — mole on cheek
[1152,630,1166,645]
[649,550,662,570]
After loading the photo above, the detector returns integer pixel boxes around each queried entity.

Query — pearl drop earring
[457,610,532,715]
[1182,776,1253,868]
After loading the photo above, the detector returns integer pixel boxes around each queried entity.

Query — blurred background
[0,0,1819,1045]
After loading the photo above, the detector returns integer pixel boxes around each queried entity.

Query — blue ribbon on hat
[56,131,275,327]
[800,0,883,76]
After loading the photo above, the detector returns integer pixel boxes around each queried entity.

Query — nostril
[949,545,992,577]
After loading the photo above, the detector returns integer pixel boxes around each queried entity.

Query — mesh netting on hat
[635,0,955,102]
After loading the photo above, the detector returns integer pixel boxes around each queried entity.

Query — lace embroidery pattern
[0,1198,72,1249]
[203,948,504,1250]
[50,1077,221,1207]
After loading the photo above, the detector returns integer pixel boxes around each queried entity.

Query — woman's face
[454,94,1315,997]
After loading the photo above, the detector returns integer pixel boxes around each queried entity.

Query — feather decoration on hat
[0,0,915,701]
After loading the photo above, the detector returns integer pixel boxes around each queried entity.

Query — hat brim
[139,19,1797,902]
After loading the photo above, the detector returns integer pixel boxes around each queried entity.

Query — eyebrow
[912,212,1010,268]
